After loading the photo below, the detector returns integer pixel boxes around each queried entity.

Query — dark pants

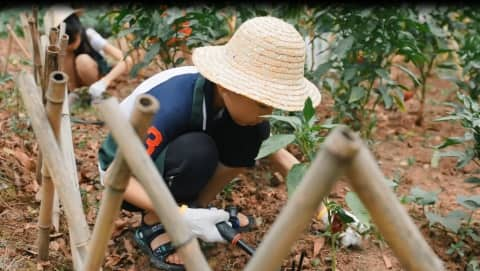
[122,132,218,212]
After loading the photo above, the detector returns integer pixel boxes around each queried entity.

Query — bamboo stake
[244,126,361,271]
[16,71,90,270]
[345,141,444,270]
[96,98,211,271]
[84,95,159,271]
[28,18,43,89]
[37,71,66,260]
[20,13,33,58]
[6,23,31,59]
[58,34,69,72]
[43,45,59,102]
[49,27,59,46]
[3,24,13,75]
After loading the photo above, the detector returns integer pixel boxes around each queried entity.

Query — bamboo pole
[37,71,66,260]
[28,18,43,91]
[49,27,59,46]
[84,95,159,271]
[20,13,33,59]
[244,126,361,271]
[6,23,31,59]
[16,71,90,270]
[96,98,211,271]
[3,24,13,75]
[43,45,59,102]
[345,141,444,270]
[58,34,69,72]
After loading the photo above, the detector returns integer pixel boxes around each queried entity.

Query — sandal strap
[153,241,176,258]
[139,223,166,245]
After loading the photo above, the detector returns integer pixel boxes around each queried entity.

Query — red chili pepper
[404,90,415,101]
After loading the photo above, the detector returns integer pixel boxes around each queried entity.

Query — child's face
[220,87,274,126]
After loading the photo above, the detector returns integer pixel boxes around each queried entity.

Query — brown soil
[0,37,478,271]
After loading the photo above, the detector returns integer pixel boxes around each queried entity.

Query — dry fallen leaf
[313,236,325,258]
[14,149,34,171]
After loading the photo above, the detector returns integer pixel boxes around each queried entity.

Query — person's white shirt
[85,28,107,55]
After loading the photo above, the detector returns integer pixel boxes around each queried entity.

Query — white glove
[88,79,107,98]
[181,207,230,243]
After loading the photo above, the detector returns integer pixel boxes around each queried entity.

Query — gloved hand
[88,79,107,98]
[181,207,230,243]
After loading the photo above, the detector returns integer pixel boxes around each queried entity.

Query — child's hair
[64,13,104,63]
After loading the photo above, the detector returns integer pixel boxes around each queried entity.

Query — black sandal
[133,221,185,271]
[226,205,256,232]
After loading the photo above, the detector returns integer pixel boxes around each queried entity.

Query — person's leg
[75,53,100,86]
[126,132,219,266]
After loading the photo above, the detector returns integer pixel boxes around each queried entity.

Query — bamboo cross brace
[96,98,211,271]
[84,94,159,270]
[16,71,90,270]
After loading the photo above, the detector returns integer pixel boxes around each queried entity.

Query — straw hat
[192,16,321,112]
[43,5,84,35]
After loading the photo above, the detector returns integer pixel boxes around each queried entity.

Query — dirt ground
[0,37,479,271]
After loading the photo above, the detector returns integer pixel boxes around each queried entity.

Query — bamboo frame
[245,126,444,271]
[16,71,90,270]
[37,71,66,260]
[345,142,444,270]
[84,95,159,270]
[244,126,361,271]
[96,98,211,271]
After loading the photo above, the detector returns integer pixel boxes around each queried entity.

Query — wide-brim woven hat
[192,16,321,112]
[43,5,84,35]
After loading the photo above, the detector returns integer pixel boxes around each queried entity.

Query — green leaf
[457,195,480,210]
[333,36,354,59]
[348,86,365,103]
[375,68,391,81]
[465,176,480,185]
[406,187,439,205]
[264,115,302,130]
[255,134,295,160]
[286,163,308,198]
[313,62,332,78]
[392,92,406,112]
[425,210,468,233]
[435,137,465,149]
[426,16,447,38]
[303,97,315,123]
[345,192,371,227]
[392,64,421,86]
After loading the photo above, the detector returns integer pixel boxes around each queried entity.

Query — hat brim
[192,45,321,112]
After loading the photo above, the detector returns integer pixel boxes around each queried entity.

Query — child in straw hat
[43,5,143,101]
[97,16,362,270]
